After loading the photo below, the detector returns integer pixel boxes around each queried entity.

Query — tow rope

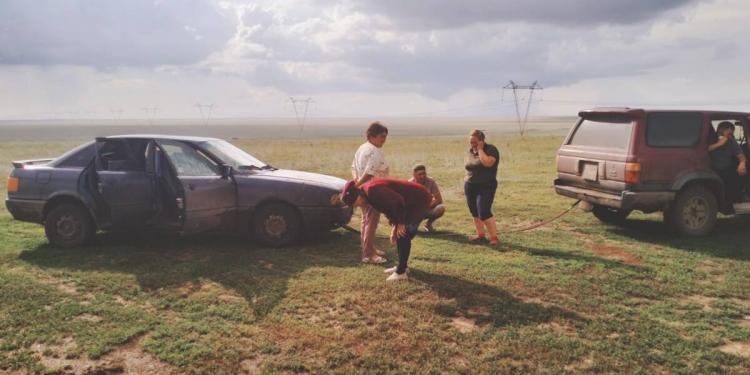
[341,200,582,237]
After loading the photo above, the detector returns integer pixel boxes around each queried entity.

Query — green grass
[1,134,750,374]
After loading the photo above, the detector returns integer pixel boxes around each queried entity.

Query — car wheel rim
[682,197,708,229]
[56,214,80,239]
[264,214,288,238]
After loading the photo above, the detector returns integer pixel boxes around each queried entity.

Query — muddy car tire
[44,204,95,248]
[666,185,717,236]
[252,203,302,247]
[592,205,631,225]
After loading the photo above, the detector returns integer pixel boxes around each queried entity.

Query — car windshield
[199,140,270,170]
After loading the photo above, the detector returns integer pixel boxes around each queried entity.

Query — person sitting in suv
[708,121,747,204]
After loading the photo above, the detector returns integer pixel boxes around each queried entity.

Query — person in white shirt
[351,122,390,263]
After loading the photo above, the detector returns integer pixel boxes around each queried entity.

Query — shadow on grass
[604,216,750,261]
[422,229,646,271]
[411,269,584,327]
[18,230,361,320]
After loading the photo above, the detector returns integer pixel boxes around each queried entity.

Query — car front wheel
[252,203,302,247]
[665,186,718,236]
[44,203,95,248]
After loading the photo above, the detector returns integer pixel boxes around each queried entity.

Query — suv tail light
[624,163,641,184]
[7,176,19,193]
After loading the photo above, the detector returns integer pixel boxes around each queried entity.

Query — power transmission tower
[109,108,123,124]
[502,81,543,137]
[195,103,215,125]
[289,97,314,133]
[142,107,160,126]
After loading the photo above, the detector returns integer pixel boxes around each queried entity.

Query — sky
[0,0,748,120]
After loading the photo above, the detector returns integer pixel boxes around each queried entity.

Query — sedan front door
[157,140,237,234]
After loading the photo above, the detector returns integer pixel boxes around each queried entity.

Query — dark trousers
[396,223,419,274]
[464,181,498,220]
[717,168,741,204]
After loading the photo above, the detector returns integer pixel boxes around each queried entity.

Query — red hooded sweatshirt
[361,178,432,225]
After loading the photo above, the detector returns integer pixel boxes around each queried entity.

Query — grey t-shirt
[465,144,500,184]
[710,137,743,171]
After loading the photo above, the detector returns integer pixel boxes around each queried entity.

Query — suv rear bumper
[554,180,673,212]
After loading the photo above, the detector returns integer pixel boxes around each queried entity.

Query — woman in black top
[464,129,500,245]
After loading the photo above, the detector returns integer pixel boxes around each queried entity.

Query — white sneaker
[386,272,408,281]
[384,266,409,274]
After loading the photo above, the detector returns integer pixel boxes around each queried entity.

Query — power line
[195,103,215,125]
[141,107,160,126]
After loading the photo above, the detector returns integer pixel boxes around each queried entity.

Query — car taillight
[7,176,19,193]
[624,163,641,184]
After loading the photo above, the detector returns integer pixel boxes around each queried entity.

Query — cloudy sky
[0,0,748,119]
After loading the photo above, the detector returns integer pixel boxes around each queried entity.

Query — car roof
[580,107,750,118]
[103,134,222,142]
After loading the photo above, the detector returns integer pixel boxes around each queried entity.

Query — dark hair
[470,129,485,141]
[717,121,735,132]
[367,121,388,139]
[413,164,426,172]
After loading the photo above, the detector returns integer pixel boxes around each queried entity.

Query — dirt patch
[219,294,245,304]
[564,356,593,372]
[467,306,491,317]
[31,334,176,374]
[240,356,266,374]
[259,260,274,270]
[75,313,102,323]
[678,295,716,311]
[538,321,577,336]
[719,342,750,358]
[697,260,726,284]
[451,316,478,333]
[737,316,750,330]
[587,242,642,266]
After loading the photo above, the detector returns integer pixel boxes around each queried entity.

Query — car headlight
[330,193,344,206]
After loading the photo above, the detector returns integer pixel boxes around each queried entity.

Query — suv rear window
[646,112,703,147]
[568,116,633,151]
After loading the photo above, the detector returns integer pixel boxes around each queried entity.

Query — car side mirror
[221,165,233,179]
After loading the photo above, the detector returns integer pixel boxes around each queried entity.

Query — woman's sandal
[469,235,487,243]
[489,237,499,246]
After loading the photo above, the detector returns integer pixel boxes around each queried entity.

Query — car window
[159,141,221,177]
[57,143,95,168]
[98,140,145,172]
[646,112,703,148]
[568,116,633,151]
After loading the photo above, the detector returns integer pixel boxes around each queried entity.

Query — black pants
[396,223,419,274]
[464,181,498,220]
[717,168,741,204]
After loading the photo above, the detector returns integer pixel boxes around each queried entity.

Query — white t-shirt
[352,142,389,180]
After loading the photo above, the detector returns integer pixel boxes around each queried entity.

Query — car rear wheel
[592,205,631,225]
[665,185,718,236]
[252,203,302,247]
[44,204,95,248]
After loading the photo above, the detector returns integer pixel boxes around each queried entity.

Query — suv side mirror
[221,165,233,179]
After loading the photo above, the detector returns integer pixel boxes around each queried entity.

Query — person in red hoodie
[341,178,431,281]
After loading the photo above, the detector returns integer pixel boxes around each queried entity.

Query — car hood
[241,169,346,190]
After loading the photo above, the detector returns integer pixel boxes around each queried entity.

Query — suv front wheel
[665,186,718,236]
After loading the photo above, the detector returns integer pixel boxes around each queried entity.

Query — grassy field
[1,133,750,374]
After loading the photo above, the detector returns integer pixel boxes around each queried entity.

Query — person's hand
[396,224,407,239]
[717,135,729,146]
[476,140,486,151]
[390,225,398,245]
[739,163,747,176]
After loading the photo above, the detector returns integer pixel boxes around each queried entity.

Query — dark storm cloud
[339,0,700,29]
[0,0,235,67]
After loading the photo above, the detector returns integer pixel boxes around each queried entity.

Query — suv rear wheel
[665,185,718,236]
[592,205,631,225]
[44,203,95,247]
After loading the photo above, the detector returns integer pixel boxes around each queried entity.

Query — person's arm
[356,174,373,187]
[738,154,747,176]
[708,136,729,152]
[431,187,443,208]
[476,141,497,167]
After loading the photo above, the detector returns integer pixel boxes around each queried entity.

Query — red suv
[555,107,750,236]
